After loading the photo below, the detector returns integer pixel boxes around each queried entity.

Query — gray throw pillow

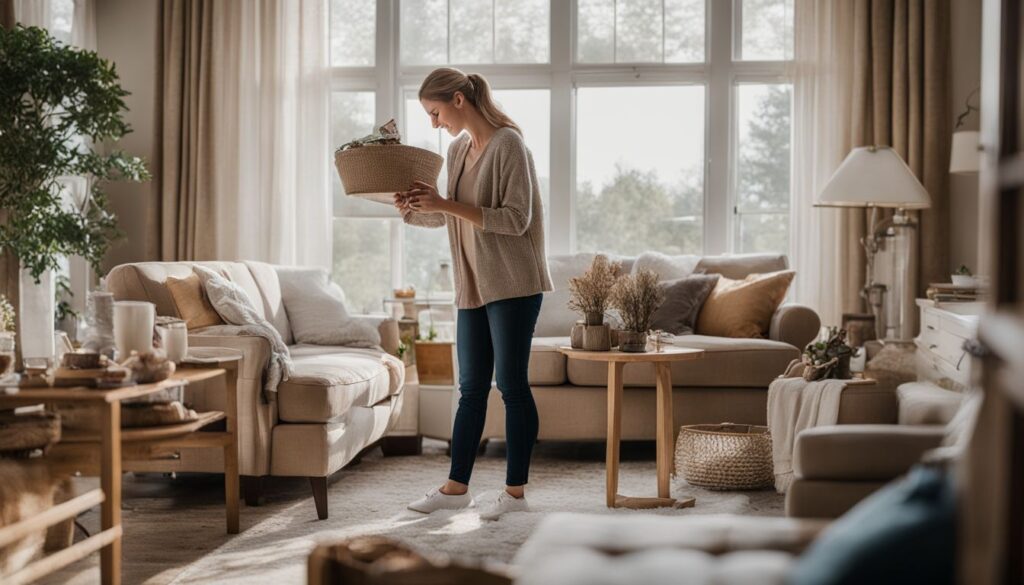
[649,274,719,335]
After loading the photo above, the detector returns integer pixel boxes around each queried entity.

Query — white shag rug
[44,439,783,585]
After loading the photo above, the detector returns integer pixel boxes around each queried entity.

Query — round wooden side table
[558,345,705,509]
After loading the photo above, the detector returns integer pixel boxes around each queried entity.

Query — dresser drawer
[920,308,942,335]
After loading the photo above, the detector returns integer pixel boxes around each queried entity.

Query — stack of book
[926,282,986,302]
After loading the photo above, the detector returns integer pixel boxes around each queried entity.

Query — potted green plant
[567,254,621,350]
[801,327,854,380]
[0,25,149,364]
[951,264,977,287]
[609,269,664,353]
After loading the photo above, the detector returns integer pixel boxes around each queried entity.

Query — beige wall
[949,0,983,275]
[96,0,160,274]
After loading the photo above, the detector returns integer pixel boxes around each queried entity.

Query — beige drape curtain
[0,1,13,28]
[837,0,951,316]
[159,0,221,261]
[158,0,331,266]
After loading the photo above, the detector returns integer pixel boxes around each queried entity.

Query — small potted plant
[609,269,664,353]
[801,327,854,380]
[567,255,621,350]
[951,265,977,287]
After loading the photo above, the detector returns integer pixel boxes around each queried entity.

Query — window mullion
[551,0,573,255]
[705,0,733,255]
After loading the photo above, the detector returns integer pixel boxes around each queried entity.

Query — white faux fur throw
[767,376,848,493]
[193,266,293,398]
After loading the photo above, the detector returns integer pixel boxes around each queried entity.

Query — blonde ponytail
[419,68,522,136]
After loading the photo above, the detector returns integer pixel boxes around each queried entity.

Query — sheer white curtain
[213,0,332,268]
[790,0,851,328]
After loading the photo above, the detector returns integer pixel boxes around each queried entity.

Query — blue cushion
[788,465,955,585]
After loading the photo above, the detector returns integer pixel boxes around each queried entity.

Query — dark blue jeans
[448,293,542,487]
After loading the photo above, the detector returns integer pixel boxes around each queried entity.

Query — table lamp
[816,146,931,340]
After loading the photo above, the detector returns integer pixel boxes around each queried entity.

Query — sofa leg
[310,477,328,520]
[241,476,264,507]
[477,439,490,456]
[381,435,423,456]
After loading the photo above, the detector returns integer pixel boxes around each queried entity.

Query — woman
[397,68,553,521]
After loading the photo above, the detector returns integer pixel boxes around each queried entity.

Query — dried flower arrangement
[567,255,622,325]
[609,269,664,333]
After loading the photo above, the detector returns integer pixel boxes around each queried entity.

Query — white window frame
[330,0,794,291]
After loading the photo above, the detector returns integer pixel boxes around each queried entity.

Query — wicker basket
[674,423,773,490]
[335,144,444,204]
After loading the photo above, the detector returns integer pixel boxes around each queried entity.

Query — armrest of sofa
[769,303,821,349]
[188,334,272,381]
[351,315,401,356]
[793,425,946,482]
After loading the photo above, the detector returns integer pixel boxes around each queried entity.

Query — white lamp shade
[949,130,980,174]
[816,146,931,209]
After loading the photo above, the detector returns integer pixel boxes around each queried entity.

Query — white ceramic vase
[19,267,55,365]
[113,301,155,359]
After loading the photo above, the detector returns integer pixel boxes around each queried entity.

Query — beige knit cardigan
[402,127,553,309]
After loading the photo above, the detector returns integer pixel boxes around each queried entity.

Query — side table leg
[100,401,122,585]
[224,367,240,534]
[606,361,625,508]
[655,363,673,499]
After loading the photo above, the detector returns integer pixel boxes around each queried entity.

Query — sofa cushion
[106,261,267,321]
[695,253,789,280]
[243,261,294,345]
[896,382,963,425]
[515,512,824,585]
[529,336,570,385]
[789,466,955,585]
[696,270,795,338]
[165,273,225,330]
[276,267,380,347]
[566,336,798,388]
[630,251,701,281]
[650,274,719,335]
[792,425,946,481]
[277,345,404,423]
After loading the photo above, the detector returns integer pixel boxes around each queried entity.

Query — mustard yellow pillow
[695,270,795,338]
[166,273,224,330]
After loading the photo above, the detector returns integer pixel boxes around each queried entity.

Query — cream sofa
[107,261,412,520]
[435,253,896,444]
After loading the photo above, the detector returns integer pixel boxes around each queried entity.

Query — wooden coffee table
[559,345,705,509]
[0,352,242,585]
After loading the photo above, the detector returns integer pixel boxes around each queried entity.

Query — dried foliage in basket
[566,255,622,321]
[609,269,663,332]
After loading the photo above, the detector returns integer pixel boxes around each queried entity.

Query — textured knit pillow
[165,273,224,330]
[275,267,380,347]
[695,270,794,338]
[649,274,719,335]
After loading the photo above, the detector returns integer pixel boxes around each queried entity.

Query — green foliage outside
[0,25,148,282]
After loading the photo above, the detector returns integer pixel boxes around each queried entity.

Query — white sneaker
[477,490,529,521]
[407,487,473,514]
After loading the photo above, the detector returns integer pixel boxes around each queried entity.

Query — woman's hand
[393,191,412,213]
[402,181,448,213]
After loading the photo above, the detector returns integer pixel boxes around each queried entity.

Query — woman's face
[421,94,466,137]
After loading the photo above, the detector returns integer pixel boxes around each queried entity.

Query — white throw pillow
[631,251,701,281]
[275,267,380,348]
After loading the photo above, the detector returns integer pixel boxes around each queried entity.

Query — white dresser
[913,299,982,390]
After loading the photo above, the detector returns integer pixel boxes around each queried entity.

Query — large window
[329,0,793,312]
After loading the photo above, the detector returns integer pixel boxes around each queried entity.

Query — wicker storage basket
[674,423,773,490]
[335,144,444,204]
